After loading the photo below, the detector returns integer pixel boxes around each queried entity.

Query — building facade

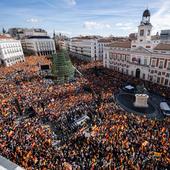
[22,36,56,56]
[68,36,112,61]
[0,35,25,67]
[8,28,47,40]
[160,30,170,43]
[103,9,170,87]
[69,37,98,61]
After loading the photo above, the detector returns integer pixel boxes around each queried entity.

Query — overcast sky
[1,0,170,37]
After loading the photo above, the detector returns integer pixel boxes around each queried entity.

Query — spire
[53,30,56,39]
[2,28,6,34]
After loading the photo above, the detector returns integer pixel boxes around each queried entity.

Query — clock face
[143,16,150,23]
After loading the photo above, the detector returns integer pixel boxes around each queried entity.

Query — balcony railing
[128,62,149,67]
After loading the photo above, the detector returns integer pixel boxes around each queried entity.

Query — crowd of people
[0,55,170,170]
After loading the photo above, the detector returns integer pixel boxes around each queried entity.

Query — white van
[75,115,90,126]
[160,102,170,116]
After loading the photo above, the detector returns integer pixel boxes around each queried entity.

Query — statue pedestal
[134,94,149,108]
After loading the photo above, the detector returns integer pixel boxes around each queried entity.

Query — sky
[1,0,170,37]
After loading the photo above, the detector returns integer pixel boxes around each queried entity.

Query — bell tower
[137,9,152,43]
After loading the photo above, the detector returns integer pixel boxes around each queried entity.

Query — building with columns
[8,28,47,40]
[21,35,56,56]
[103,9,170,87]
[0,35,25,67]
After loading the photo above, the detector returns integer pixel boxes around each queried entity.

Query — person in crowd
[0,56,169,170]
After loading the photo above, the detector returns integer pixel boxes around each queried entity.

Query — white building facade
[69,38,98,61]
[103,9,170,87]
[0,35,25,67]
[22,36,56,56]
[68,37,112,61]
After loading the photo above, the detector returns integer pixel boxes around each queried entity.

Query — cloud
[26,18,39,23]
[83,21,111,30]
[151,0,170,34]
[65,0,76,6]
[115,22,135,30]
[115,23,123,27]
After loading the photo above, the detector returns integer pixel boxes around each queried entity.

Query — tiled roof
[0,35,12,39]
[98,39,112,43]
[154,43,170,51]
[106,40,131,48]
[151,35,160,40]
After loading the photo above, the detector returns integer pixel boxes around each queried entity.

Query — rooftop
[154,43,170,51]
[98,38,113,43]
[106,40,131,48]
[27,36,51,39]
[0,35,12,40]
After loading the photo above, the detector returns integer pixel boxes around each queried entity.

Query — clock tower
[137,9,152,43]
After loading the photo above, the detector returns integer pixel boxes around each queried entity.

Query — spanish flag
[8,130,14,137]
[31,142,36,148]
[63,162,72,170]
[26,151,32,159]
[33,156,38,164]
[142,141,149,147]
[153,152,162,157]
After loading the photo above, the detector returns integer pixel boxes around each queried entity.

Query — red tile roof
[154,43,170,51]
[0,35,12,40]
[106,40,131,48]
[98,39,112,43]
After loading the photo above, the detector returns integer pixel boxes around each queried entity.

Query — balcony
[128,62,149,67]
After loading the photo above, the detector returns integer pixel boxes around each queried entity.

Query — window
[151,70,154,74]
[167,62,170,70]
[161,77,164,84]
[143,74,145,79]
[140,29,144,36]
[151,59,156,67]
[144,58,147,65]
[149,76,153,81]
[157,77,160,83]
[146,46,151,48]
[159,61,164,69]
[166,73,170,78]
[147,30,151,36]
[164,79,169,86]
